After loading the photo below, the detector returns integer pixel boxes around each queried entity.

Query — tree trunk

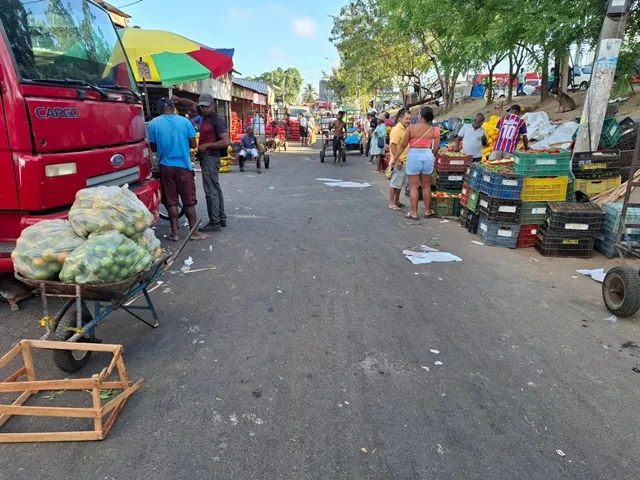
[507,53,514,103]
[541,51,550,102]
[558,53,569,94]
[486,66,495,105]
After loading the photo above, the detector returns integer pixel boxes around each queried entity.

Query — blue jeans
[406,148,435,175]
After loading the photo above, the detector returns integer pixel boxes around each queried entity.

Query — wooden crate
[0,340,143,443]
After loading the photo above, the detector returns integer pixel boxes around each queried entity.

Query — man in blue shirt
[238,127,260,173]
[148,97,207,241]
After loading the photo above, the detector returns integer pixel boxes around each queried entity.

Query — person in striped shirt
[488,105,529,160]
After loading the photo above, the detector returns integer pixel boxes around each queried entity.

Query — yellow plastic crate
[521,176,569,202]
[574,176,621,198]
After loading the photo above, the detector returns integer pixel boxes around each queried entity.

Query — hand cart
[603,130,640,317]
[15,223,198,373]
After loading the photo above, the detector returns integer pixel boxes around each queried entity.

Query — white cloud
[266,2,290,16]
[271,47,286,58]
[291,17,317,39]
[228,7,255,23]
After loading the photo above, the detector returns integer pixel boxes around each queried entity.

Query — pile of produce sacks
[13,185,162,284]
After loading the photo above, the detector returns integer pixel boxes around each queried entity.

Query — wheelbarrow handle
[166,219,201,268]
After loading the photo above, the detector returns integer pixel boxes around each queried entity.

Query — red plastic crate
[517,224,539,248]
[435,153,473,173]
[460,183,471,206]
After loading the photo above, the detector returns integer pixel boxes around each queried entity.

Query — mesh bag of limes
[13,185,162,284]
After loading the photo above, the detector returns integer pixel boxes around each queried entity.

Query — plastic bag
[12,220,85,280]
[60,231,151,284]
[68,185,154,238]
[133,228,162,261]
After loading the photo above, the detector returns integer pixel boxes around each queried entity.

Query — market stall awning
[113,28,234,86]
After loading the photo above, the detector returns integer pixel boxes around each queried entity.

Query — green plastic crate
[452,197,462,217]
[432,195,454,217]
[600,118,622,148]
[513,149,571,177]
[467,189,480,213]
[520,202,548,225]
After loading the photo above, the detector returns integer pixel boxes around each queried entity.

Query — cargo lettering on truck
[34,107,80,119]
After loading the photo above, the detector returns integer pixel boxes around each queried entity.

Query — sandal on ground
[397,202,406,208]
[423,211,436,218]
[389,205,402,211]
[405,212,419,220]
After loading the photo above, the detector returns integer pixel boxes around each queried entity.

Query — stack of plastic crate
[572,150,621,199]
[517,202,548,248]
[595,203,640,258]
[474,164,523,247]
[535,202,604,258]
[432,153,473,217]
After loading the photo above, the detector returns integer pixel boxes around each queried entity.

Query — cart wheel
[602,266,640,318]
[283,142,287,152]
[264,154,270,169]
[53,303,94,373]
[341,149,346,163]
[320,150,325,163]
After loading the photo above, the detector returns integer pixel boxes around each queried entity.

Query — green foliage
[302,83,318,103]
[248,67,303,104]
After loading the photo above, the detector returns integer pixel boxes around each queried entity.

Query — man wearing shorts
[148,98,207,241]
[299,114,309,146]
[489,105,529,160]
[388,109,411,210]
[331,111,347,164]
[238,127,260,173]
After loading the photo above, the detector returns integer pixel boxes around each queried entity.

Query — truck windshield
[0,0,136,91]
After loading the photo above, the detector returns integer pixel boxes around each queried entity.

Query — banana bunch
[219,156,232,173]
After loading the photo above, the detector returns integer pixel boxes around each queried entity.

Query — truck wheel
[159,202,184,221]
[320,151,325,163]
[603,266,640,318]
[52,303,94,373]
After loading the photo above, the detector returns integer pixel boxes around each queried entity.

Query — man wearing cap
[148,98,207,241]
[197,93,230,233]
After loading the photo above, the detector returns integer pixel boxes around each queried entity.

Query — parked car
[570,66,591,90]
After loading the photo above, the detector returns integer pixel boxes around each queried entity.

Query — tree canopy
[248,67,303,104]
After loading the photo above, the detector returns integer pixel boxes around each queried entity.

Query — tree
[302,83,318,103]
[248,67,303,104]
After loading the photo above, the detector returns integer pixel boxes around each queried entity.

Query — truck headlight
[45,163,77,177]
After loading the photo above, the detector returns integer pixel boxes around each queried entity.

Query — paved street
[1,145,640,479]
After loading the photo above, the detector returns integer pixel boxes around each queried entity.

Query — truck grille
[87,166,140,188]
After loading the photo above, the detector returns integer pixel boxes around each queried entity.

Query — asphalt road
[1,145,640,479]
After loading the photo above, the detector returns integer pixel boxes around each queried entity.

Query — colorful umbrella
[113,29,234,86]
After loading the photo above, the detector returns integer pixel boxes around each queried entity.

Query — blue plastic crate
[595,231,640,258]
[476,168,524,200]
[468,164,482,190]
[602,203,640,235]
[477,219,520,248]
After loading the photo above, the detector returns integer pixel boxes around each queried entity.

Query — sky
[120,0,344,89]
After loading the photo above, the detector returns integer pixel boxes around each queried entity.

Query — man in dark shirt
[197,93,230,232]
[238,127,260,173]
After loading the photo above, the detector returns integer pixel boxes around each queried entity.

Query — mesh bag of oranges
[59,231,151,284]
[68,185,154,238]
[12,220,85,280]
[133,228,162,261]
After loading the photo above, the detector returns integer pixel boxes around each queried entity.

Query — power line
[117,0,143,8]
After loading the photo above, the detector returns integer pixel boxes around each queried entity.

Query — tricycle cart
[16,223,197,373]
[602,131,640,317]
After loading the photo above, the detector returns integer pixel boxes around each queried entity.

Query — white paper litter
[555,449,565,457]
[471,241,485,246]
[403,250,462,265]
[316,178,343,182]
[269,186,275,190]
[430,349,440,354]
[434,361,443,366]
[604,315,618,323]
[421,366,430,371]
[184,256,194,266]
[440,220,450,223]
[420,245,440,252]
[324,181,372,188]
[576,268,606,283]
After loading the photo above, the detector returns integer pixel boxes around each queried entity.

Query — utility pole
[574,0,631,153]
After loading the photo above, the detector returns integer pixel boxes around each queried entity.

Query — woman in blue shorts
[395,106,440,220]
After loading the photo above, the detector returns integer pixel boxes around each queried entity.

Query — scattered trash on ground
[403,249,462,265]
[576,268,606,283]
[184,266,217,274]
[434,361,443,366]
[420,245,439,252]
[184,257,194,266]
[421,366,430,371]
[315,178,343,182]
[162,287,172,294]
[269,186,275,190]
[430,349,440,354]
[604,315,618,323]
[555,449,565,457]
[471,241,484,246]
[324,181,372,188]
[41,391,63,401]
[437,444,444,455]
[440,220,449,223]
[361,448,367,454]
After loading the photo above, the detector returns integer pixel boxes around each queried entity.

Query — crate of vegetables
[572,150,621,179]
[435,172,465,193]
[477,193,521,223]
[435,152,473,172]
[476,165,524,200]
[517,224,539,248]
[513,148,571,177]
[431,192,456,217]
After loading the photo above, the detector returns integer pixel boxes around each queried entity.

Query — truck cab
[0,0,161,273]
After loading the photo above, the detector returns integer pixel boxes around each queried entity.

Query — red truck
[0,0,161,273]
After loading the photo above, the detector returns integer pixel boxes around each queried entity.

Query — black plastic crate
[477,193,521,223]
[520,202,548,225]
[545,202,604,238]
[466,211,480,234]
[535,226,595,258]
[615,123,639,151]
[435,173,464,193]
[572,150,621,179]
[459,206,469,227]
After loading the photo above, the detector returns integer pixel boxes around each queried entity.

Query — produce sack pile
[68,185,154,238]
[134,228,162,261]
[60,231,151,284]
[12,220,85,280]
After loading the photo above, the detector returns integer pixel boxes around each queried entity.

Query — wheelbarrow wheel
[264,154,270,169]
[602,266,640,318]
[53,303,95,373]
[320,150,325,163]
